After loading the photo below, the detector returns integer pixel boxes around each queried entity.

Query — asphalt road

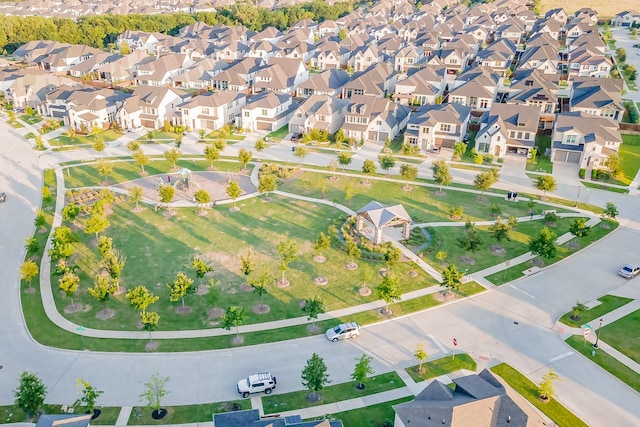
[1,120,640,426]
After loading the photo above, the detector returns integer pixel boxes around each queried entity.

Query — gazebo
[356,201,413,245]
[176,167,191,188]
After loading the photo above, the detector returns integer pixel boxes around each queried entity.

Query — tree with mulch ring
[301,353,331,402]
[276,238,298,288]
[302,296,325,333]
[569,302,585,321]
[88,275,119,320]
[74,379,103,420]
[250,268,272,314]
[221,306,247,345]
[376,276,401,316]
[313,231,331,263]
[351,354,374,390]
[344,236,361,270]
[168,272,195,315]
[139,373,169,420]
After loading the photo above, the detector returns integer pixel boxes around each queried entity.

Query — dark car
[291,133,302,141]
[0,192,6,202]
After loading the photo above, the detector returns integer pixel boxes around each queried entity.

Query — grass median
[405,353,477,382]
[559,295,633,328]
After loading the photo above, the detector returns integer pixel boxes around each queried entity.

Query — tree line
[0,0,357,52]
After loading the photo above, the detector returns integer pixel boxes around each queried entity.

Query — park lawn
[405,353,477,383]
[315,396,413,426]
[56,195,437,331]
[128,399,251,425]
[20,114,42,124]
[619,134,640,185]
[559,295,633,328]
[49,130,122,147]
[566,335,640,394]
[600,308,640,364]
[484,219,618,285]
[262,371,404,414]
[490,363,588,427]
[278,171,566,224]
[64,158,246,188]
[419,217,583,274]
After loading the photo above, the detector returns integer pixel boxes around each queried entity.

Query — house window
[202,107,210,115]
[479,99,488,109]
[565,135,577,144]
[261,109,268,116]
[517,131,523,139]
[524,132,530,140]
[377,120,382,125]
[422,127,430,133]
[478,142,489,153]
[440,124,451,132]
[244,111,250,117]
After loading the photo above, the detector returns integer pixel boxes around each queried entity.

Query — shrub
[591,169,598,180]
[579,168,585,179]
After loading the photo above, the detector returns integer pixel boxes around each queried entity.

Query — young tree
[167,272,195,310]
[569,218,591,239]
[453,142,467,159]
[129,186,143,210]
[337,151,353,170]
[534,175,557,198]
[473,171,495,199]
[378,154,396,176]
[441,263,464,291]
[238,148,253,170]
[141,311,159,342]
[194,189,211,213]
[376,275,401,313]
[163,148,182,170]
[351,354,374,389]
[489,219,511,243]
[85,213,109,239]
[203,145,220,169]
[132,149,150,174]
[88,275,119,309]
[93,138,105,152]
[126,140,140,152]
[20,259,39,291]
[400,163,418,190]
[96,159,113,184]
[190,256,214,286]
[220,305,247,338]
[384,245,402,273]
[59,271,80,306]
[456,226,483,253]
[302,296,325,327]
[313,232,331,258]
[301,353,331,397]
[139,373,169,412]
[603,202,619,220]
[250,268,272,309]
[254,138,266,151]
[361,159,377,184]
[226,180,242,209]
[276,238,298,284]
[74,379,103,413]
[537,369,560,401]
[126,285,159,314]
[436,251,447,265]
[14,371,47,417]
[240,250,254,283]
[604,154,622,178]
[62,204,81,226]
[345,236,361,266]
[258,174,277,198]
[414,343,429,374]
[528,227,557,260]
[158,184,175,209]
[328,159,339,180]
[293,146,308,164]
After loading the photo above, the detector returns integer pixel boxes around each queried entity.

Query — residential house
[12,40,70,65]
[567,47,610,78]
[288,94,349,135]
[96,50,150,84]
[394,45,425,72]
[570,77,624,122]
[35,414,92,427]
[475,103,541,158]
[239,91,297,132]
[530,18,563,41]
[135,53,194,87]
[393,369,538,427]
[47,85,130,130]
[507,69,560,118]
[253,57,309,95]
[474,38,516,75]
[342,94,411,144]
[404,103,472,152]
[517,43,559,75]
[612,10,640,27]
[177,90,246,131]
[297,69,351,98]
[117,30,163,54]
[211,57,265,92]
[172,58,228,90]
[544,8,568,26]
[495,17,526,44]
[212,409,343,427]
[2,70,75,110]
[551,111,622,167]
[246,40,280,62]
[342,62,397,99]
[118,86,188,130]
[351,44,382,72]
[447,66,498,112]
[310,39,350,70]
[393,66,443,106]
[69,52,122,79]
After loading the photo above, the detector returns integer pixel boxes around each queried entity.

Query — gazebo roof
[177,167,191,176]
[356,201,412,228]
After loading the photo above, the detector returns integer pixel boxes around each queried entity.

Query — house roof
[35,414,92,427]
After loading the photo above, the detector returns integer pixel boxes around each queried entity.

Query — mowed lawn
[600,308,640,364]
[279,171,571,224]
[620,134,640,186]
[57,195,437,331]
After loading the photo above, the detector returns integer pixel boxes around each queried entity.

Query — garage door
[437,138,456,148]
[256,121,272,131]
[553,150,580,163]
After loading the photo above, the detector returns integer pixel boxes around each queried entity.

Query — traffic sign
[453,338,458,346]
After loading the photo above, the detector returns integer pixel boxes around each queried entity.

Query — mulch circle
[239,283,253,292]
[531,257,545,267]
[96,309,115,320]
[401,185,412,192]
[358,287,372,297]
[345,262,358,270]
[568,241,580,249]
[175,306,193,315]
[276,279,290,288]
[231,336,245,346]
[408,271,418,277]
[298,300,307,308]
[114,287,126,296]
[64,303,83,314]
[145,341,159,352]
[196,285,209,295]
[475,196,486,202]
[306,393,322,402]
[306,324,321,334]
[229,207,240,212]
[252,304,270,314]
[328,176,340,182]
[314,276,328,286]
[361,181,373,187]
[24,287,37,294]
[379,268,388,277]
[207,307,225,319]
[459,255,476,265]
[490,245,506,255]
[151,409,167,420]
[601,223,611,229]
[313,255,327,263]
[379,308,393,317]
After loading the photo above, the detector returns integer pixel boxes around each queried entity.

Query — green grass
[49,130,121,147]
[0,404,120,424]
[405,353,477,382]
[8,119,24,128]
[600,308,640,364]
[566,335,640,394]
[525,136,553,173]
[323,396,413,427]
[619,134,640,184]
[579,181,629,194]
[128,399,251,425]
[490,363,588,427]
[204,129,245,141]
[262,371,405,414]
[20,114,42,124]
[485,219,618,285]
[266,125,289,140]
[559,295,633,328]
[25,132,36,139]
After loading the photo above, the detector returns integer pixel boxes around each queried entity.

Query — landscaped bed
[559,295,633,328]
[128,399,251,425]
[405,353,477,382]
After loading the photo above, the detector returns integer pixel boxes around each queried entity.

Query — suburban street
[1,117,640,426]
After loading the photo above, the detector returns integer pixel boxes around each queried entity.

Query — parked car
[291,133,302,141]
[236,372,277,398]
[325,322,360,342]
[618,264,640,279]
[0,192,6,202]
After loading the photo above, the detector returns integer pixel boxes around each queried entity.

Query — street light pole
[574,185,582,207]
[593,318,603,349]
